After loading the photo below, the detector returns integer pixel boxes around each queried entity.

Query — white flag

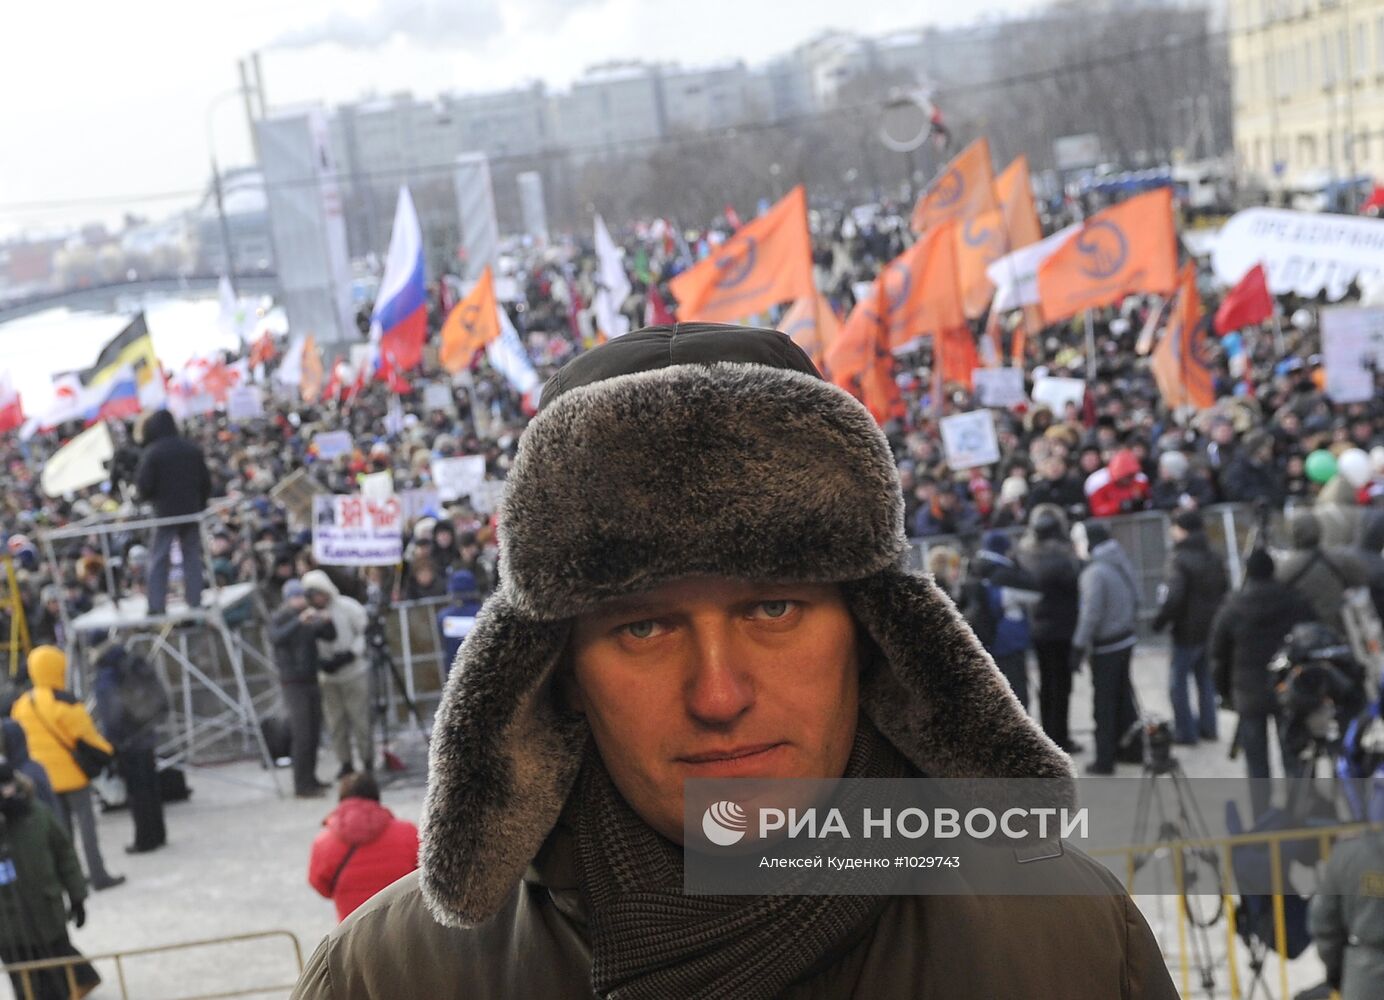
[593,215,632,340]
[486,307,541,400]
[987,224,1080,312]
[276,335,306,387]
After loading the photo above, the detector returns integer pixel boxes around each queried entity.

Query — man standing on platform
[135,410,212,616]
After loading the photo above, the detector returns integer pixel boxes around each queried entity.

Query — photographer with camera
[300,572,373,778]
[1209,549,1317,819]
[270,580,337,798]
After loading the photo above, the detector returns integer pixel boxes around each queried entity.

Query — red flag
[724,203,743,230]
[645,283,676,326]
[0,374,23,434]
[249,331,276,368]
[1213,264,1274,334]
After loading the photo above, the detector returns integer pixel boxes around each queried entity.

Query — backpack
[120,653,171,732]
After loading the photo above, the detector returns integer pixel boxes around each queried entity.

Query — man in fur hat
[292,326,1175,999]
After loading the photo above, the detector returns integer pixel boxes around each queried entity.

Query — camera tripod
[366,616,429,774]
[1127,732,1224,999]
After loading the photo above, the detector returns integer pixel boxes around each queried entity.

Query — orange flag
[670,185,814,323]
[995,155,1042,250]
[956,209,1007,319]
[911,138,997,234]
[880,221,967,353]
[1151,263,1216,411]
[440,265,500,373]
[1037,187,1178,324]
[778,291,839,376]
[300,334,324,404]
[823,288,898,425]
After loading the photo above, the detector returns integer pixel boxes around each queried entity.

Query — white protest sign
[939,410,1001,471]
[226,385,264,422]
[399,488,440,524]
[41,422,114,497]
[972,368,1026,409]
[470,479,507,515]
[1031,376,1086,415]
[423,382,454,412]
[312,494,403,567]
[431,455,487,502]
[1211,207,1384,301]
[360,470,394,501]
[313,430,354,460]
[1321,307,1384,403]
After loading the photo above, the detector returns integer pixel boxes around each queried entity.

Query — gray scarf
[573,719,909,1000]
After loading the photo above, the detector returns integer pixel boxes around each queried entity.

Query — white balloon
[1372,445,1384,476]
[1338,448,1372,488]
[1291,309,1314,331]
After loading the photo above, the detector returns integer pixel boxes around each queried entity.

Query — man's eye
[756,600,795,619]
[621,620,660,639]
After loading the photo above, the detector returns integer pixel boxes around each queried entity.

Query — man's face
[307,590,330,610]
[568,576,861,844]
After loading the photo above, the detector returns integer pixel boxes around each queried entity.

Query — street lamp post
[206,87,247,295]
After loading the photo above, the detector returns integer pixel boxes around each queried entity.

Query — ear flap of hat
[847,568,1074,785]
[418,590,585,927]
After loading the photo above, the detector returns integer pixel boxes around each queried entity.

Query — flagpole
[1083,309,1096,379]
[1271,312,1285,357]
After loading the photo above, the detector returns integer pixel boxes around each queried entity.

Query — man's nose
[682,623,755,727]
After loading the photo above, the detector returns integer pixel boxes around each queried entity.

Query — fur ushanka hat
[420,324,1073,927]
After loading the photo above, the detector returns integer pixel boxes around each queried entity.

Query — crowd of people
[0,195,1382,995]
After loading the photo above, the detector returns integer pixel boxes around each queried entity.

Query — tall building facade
[1230,0,1384,190]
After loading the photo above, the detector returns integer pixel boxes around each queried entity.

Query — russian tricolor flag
[370,187,428,375]
[90,365,141,422]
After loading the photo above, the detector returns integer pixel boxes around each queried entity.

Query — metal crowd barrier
[1091,821,1370,1000]
[0,928,304,1000]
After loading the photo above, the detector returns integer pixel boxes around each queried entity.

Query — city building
[1229,0,1384,196]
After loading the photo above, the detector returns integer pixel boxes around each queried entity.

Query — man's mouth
[677,742,787,765]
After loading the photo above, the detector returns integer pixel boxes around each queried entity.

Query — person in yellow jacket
[10,646,125,891]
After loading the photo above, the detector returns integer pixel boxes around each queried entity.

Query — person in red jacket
[1084,448,1151,518]
[308,773,419,922]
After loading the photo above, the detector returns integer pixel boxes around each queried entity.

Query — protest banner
[226,385,264,422]
[470,479,507,515]
[314,430,354,460]
[423,382,455,412]
[1321,306,1384,403]
[1031,376,1086,415]
[973,368,1026,409]
[399,487,440,524]
[312,494,403,567]
[360,470,394,501]
[432,455,487,502]
[270,468,328,530]
[939,410,1001,470]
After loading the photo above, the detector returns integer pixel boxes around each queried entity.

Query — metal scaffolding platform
[40,503,283,796]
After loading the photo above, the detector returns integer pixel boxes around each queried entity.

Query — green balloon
[1306,449,1337,484]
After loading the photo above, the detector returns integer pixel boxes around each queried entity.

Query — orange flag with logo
[879,221,967,353]
[300,334,324,404]
[440,265,500,373]
[823,288,899,425]
[778,291,839,376]
[911,138,997,234]
[995,155,1042,250]
[956,209,1007,319]
[670,185,814,323]
[1151,262,1215,411]
[1037,187,1178,324]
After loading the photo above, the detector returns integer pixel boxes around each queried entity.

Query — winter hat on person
[420,324,1074,929]
[1083,520,1113,549]
[980,530,1011,556]
[1157,450,1189,479]
[1245,548,1275,581]
[1172,509,1204,534]
[413,517,437,543]
[27,645,68,690]
[300,570,338,597]
[998,477,1028,507]
[282,579,306,600]
[447,570,477,597]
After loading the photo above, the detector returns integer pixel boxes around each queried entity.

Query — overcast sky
[0,0,1042,237]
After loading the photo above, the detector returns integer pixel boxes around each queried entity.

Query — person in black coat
[1016,504,1083,752]
[135,409,212,615]
[1151,509,1228,745]
[959,531,1041,713]
[269,580,336,798]
[1209,549,1317,819]
[92,643,168,854]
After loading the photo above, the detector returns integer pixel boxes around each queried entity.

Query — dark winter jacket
[960,552,1041,657]
[1027,475,1087,517]
[1208,580,1316,716]
[1,719,59,815]
[1017,507,1082,643]
[0,777,87,951]
[135,409,213,518]
[1151,533,1227,647]
[1358,512,1384,620]
[1219,454,1283,507]
[294,823,1177,1000]
[1276,514,1369,632]
[308,798,419,922]
[1309,831,1384,1000]
[92,645,168,754]
[270,604,336,686]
